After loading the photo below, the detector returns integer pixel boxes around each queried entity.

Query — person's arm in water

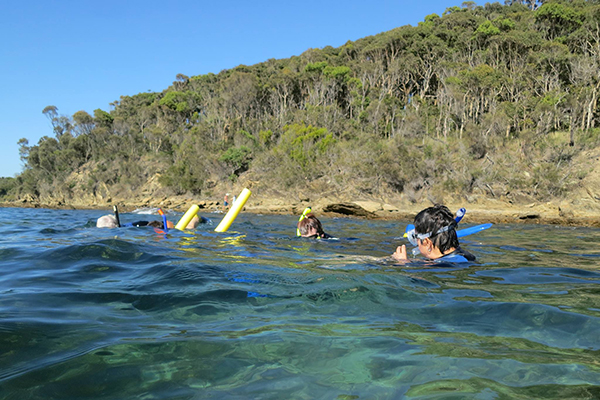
[186,215,200,229]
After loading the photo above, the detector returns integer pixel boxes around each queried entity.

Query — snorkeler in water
[392,204,476,263]
[96,214,178,229]
[96,209,205,230]
[297,209,333,239]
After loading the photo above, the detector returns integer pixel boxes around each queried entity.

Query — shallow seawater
[1,207,600,399]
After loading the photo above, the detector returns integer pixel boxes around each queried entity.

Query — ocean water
[1,207,599,399]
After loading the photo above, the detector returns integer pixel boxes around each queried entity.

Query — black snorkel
[113,205,121,228]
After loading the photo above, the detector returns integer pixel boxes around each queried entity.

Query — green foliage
[460,64,501,91]
[304,62,328,73]
[236,130,257,147]
[494,17,515,31]
[323,66,351,80]
[283,124,335,168]
[444,6,462,15]
[17,138,29,164]
[159,91,189,112]
[219,146,253,176]
[475,20,501,37]
[0,177,16,198]
[424,13,440,24]
[158,136,211,195]
[537,93,562,111]
[535,2,584,39]
[159,161,202,195]
[73,110,95,136]
[42,106,73,138]
[93,109,113,127]
[17,169,39,197]
[348,77,362,88]
[14,1,600,203]
[73,110,93,125]
[259,130,274,147]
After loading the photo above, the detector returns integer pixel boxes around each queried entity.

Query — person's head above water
[412,204,459,256]
[96,214,178,229]
[297,213,328,239]
[97,215,118,228]
[147,220,176,229]
[393,204,471,262]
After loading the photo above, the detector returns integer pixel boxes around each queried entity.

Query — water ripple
[1,209,600,398]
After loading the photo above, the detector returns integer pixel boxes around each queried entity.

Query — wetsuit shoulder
[436,247,476,263]
[122,220,150,227]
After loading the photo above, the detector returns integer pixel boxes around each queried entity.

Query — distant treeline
[6,0,600,203]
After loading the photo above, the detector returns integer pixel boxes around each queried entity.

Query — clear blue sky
[0,0,469,178]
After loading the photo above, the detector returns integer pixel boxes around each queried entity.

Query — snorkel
[454,208,466,224]
[113,205,121,228]
[296,207,312,236]
[158,208,168,233]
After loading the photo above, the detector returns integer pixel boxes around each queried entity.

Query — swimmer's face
[301,226,318,237]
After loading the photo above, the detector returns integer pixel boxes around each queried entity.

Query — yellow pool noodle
[214,188,251,233]
[175,204,200,230]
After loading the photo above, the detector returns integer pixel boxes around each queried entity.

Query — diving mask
[405,224,454,247]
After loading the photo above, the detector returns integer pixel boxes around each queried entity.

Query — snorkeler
[96,214,177,229]
[392,204,476,263]
[96,211,204,230]
[96,214,120,228]
[297,209,333,239]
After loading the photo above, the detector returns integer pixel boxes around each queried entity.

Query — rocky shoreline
[3,192,600,228]
[6,145,600,227]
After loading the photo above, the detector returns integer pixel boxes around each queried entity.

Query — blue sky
[0,0,470,178]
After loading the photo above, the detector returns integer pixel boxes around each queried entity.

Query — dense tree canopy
[8,0,600,203]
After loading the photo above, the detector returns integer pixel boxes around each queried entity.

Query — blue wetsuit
[435,247,476,263]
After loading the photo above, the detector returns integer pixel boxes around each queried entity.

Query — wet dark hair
[414,204,459,253]
[297,214,326,238]
[147,220,164,229]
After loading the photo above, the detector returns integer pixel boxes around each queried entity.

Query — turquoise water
[1,207,600,399]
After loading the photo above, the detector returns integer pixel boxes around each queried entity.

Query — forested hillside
[5,0,600,207]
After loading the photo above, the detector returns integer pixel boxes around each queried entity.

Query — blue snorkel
[454,208,466,224]
[455,223,492,237]
[158,209,168,234]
